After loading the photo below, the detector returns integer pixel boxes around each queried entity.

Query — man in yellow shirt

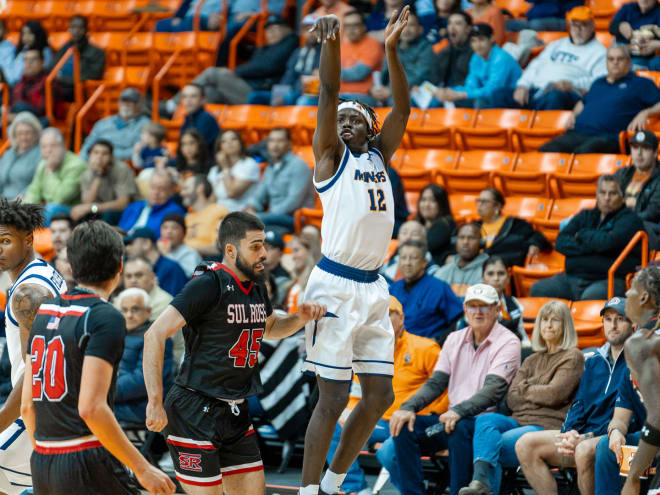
[325,296,448,495]
[181,174,228,257]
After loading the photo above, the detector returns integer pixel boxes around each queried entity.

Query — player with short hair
[143,211,326,495]
[20,221,175,495]
[0,198,66,494]
[300,8,412,495]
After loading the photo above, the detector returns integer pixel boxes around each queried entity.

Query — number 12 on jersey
[368,189,387,212]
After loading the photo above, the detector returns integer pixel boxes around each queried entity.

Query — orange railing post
[608,230,649,299]
[74,83,106,154]
[228,13,260,70]
[46,47,75,125]
[1,83,8,140]
[152,48,181,121]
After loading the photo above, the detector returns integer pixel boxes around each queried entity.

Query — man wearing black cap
[431,23,521,108]
[615,129,660,247]
[124,227,188,296]
[159,213,202,278]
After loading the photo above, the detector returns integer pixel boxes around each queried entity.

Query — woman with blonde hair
[0,111,42,198]
[286,233,322,314]
[458,300,584,495]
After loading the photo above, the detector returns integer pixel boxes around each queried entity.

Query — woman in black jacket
[476,188,550,267]
[415,184,457,264]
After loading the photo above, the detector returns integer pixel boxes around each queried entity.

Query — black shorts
[31,445,139,495]
[649,469,660,494]
[164,385,263,488]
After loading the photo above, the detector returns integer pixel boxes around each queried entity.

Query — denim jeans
[247,90,301,106]
[326,418,390,493]
[530,272,627,300]
[155,15,210,32]
[472,413,543,494]
[595,431,641,495]
[490,86,580,111]
[506,17,566,32]
[296,93,379,108]
[391,414,475,495]
[256,213,295,235]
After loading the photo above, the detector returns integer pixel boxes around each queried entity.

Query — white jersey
[5,258,66,387]
[314,146,394,271]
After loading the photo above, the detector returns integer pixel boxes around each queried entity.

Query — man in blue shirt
[179,83,220,154]
[610,0,660,70]
[430,23,521,109]
[390,239,463,345]
[540,43,660,154]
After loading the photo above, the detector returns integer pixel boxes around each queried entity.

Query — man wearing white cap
[388,283,521,495]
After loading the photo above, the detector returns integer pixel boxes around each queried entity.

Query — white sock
[299,484,319,495]
[320,470,347,494]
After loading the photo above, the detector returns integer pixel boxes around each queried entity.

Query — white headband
[337,101,373,130]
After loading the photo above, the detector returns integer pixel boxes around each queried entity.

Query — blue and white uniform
[302,145,395,381]
[1,259,66,494]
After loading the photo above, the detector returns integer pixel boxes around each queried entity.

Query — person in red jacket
[10,48,61,125]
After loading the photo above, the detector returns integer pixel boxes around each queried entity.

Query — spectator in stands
[328,295,448,495]
[516,297,635,495]
[427,11,474,92]
[207,130,260,211]
[415,184,457,266]
[615,130,660,248]
[71,139,138,225]
[132,121,169,174]
[540,44,660,154]
[52,248,74,289]
[366,0,407,41]
[431,23,521,108]
[158,213,202,277]
[24,127,87,223]
[313,0,354,18]
[435,223,489,297]
[285,233,322,314]
[155,0,222,32]
[0,111,42,199]
[245,128,315,235]
[381,219,440,283]
[531,175,643,300]
[418,0,462,42]
[172,84,220,157]
[389,283,521,495]
[390,239,463,343]
[171,128,212,175]
[610,0,660,70]
[506,0,583,31]
[3,21,52,87]
[370,10,434,107]
[476,188,551,267]
[118,169,185,237]
[10,48,60,125]
[51,16,105,101]
[180,174,227,257]
[0,20,14,84]
[459,300,582,495]
[492,6,608,111]
[247,14,322,106]
[298,10,385,106]
[123,256,172,321]
[80,88,150,161]
[264,230,292,307]
[466,0,505,45]
[124,227,188,296]
[114,287,174,424]
[49,213,73,259]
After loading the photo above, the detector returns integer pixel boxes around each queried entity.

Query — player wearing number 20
[143,211,326,495]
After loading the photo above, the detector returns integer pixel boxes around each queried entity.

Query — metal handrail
[608,230,649,299]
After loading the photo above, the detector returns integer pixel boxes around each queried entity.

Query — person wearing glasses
[388,283,521,495]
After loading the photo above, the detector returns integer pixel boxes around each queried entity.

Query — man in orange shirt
[324,296,448,495]
[181,174,228,257]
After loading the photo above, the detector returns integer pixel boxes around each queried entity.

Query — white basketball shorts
[0,419,32,494]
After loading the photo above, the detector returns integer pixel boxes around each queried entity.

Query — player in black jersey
[143,212,326,494]
[20,221,175,495]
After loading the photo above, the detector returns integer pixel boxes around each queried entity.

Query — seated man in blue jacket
[114,287,174,425]
[430,23,521,109]
[515,297,636,495]
[610,0,660,70]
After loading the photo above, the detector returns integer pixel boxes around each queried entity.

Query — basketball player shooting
[299,7,411,495]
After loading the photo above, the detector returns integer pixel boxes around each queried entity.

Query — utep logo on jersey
[227,303,267,324]
[179,453,202,472]
[354,169,387,184]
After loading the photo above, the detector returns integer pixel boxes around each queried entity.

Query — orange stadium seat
[502,196,552,222]
[399,168,435,194]
[589,0,629,30]
[495,0,528,17]
[401,107,425,148]
[399,148,458,175]
[637,70,660,86]
[552,153,629,198]
[512,250,566,296]
[90,32,154,69]
[448,194,479,223]
[78,1,142,32]
[407,108,476,149]
[517,297,570,336]
[454,109,533,151]
[438,150,515,194]
[48,31,72,52]
[1,1,50,31]
[293,146,315,168]
[532,197,597,241]
[571,300,607,348]
[0,291,6,312]
[294,208,323,232]
[220,105,271,145]
[512,111,572,152]
[493,152,572,197]
[295,106,319,146]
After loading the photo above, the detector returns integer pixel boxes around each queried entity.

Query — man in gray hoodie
[434,223,489,298]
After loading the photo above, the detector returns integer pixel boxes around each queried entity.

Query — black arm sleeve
[451,374,509,418]
[84,305,127,366]
[170,271,221,324]
[401,371,450,413]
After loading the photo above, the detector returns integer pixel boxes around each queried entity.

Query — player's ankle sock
[299,484,319,495]
[320,470,347,494]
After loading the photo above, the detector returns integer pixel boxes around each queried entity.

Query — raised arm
[375,7,411,165]
[311,15,344,183]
